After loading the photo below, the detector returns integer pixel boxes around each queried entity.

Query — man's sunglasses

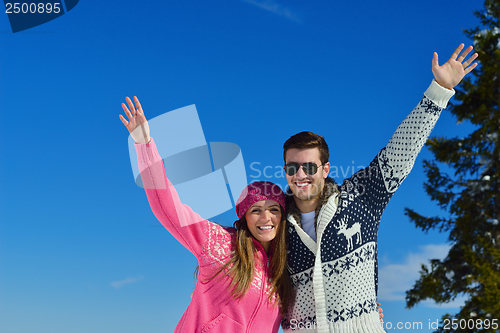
[284,162,324,176]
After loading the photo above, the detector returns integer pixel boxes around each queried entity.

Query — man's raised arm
[377,44,478,193]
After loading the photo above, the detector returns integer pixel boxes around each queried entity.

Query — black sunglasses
[284,162,324,176]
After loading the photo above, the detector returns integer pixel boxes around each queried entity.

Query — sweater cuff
[423,79,455,109]
[134,137,162,173]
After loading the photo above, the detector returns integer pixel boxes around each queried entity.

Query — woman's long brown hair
[206,206,295,315]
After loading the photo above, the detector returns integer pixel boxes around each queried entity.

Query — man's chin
[293,186,319,197]
[293,192,317,202]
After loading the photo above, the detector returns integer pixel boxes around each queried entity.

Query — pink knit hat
[235,181,286,219]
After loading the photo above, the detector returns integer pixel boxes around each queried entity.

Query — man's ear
[323,162,331,178]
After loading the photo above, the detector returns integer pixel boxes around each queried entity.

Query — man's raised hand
[432,43,478,90]
[119,96,151,144]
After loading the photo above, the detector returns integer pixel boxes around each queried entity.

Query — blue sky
[0,0,483,332]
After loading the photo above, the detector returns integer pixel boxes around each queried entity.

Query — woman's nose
[261,210,272,221]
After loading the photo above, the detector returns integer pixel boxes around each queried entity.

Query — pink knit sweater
[135,138,282,333]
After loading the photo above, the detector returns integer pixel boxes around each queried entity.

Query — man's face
[285,148,330,203]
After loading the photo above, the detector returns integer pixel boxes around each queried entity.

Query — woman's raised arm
[118,96,212,258]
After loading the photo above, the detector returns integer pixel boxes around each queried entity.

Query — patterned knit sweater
[281,80,455,333]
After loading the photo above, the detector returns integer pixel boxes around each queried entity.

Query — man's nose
[295,165,308,178]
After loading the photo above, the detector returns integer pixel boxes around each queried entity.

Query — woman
[119,96,294,332]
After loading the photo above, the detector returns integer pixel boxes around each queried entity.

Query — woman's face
[244,200,282,253]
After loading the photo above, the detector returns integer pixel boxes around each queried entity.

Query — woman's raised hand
[119,96,151,144]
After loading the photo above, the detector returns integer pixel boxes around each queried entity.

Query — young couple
[119,44,477,333]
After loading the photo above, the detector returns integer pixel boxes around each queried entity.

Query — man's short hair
[283,131,329,165]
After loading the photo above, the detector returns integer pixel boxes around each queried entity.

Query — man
[280,44,478,333]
